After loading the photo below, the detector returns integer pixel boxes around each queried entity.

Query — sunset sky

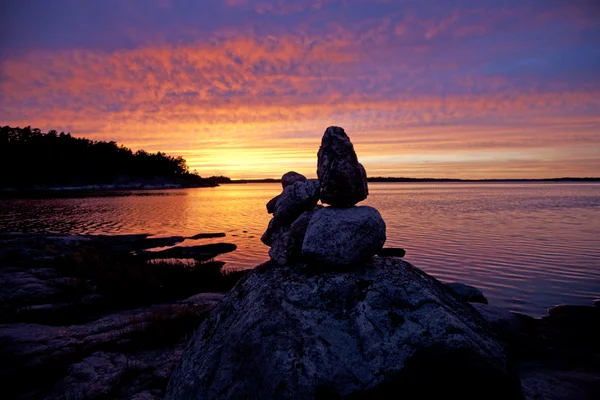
[1,0,599,179]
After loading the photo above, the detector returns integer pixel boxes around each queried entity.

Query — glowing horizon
[1,0,599,179]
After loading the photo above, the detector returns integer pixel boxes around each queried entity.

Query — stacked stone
[261,172,321,265]
[261,126,387,267]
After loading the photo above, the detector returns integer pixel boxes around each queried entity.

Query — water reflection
[1,182,599,316]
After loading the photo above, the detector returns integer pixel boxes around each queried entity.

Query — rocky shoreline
[1,232,599,399]
[0,231,246,399]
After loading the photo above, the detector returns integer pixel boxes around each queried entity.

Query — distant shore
[224,177,600,184]
[3,177,598,198]
[0,181,218,198]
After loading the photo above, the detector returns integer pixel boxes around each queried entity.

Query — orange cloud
[1,9,599,179]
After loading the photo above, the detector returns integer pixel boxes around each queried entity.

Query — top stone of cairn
[317,126,368,207]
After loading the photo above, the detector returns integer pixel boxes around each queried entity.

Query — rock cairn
[261,126,386,267]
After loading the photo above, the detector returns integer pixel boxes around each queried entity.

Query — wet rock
[317,126,368,206]
[166,257,522,400]
[446,282,489,304]
[376,247,406,257]
[273,180,320,224]
[302,206,386,266]
[266,194,280,214]
[281,171,307,189]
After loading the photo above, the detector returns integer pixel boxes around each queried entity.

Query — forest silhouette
[0,126,221,188]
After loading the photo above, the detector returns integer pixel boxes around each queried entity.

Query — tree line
[0,126,213,188]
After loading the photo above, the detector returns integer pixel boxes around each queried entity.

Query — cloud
[1,0,599,178]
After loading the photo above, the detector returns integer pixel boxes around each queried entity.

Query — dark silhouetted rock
[137,243,237,261]
[264,207,322,265]
[187,232,226,240]
[260,218,278,246]
[317,126,368,206]
[266,194,280,214]
[471,303,530,341]
[281,171,307,189]
[166,258,522,400]
[302,206,386,266]
[446,282,489,304]
[273,180,320,223]
[289,207,321,251]
[376,247,406,257]
[268,226,292,265]
[0,293,225,398]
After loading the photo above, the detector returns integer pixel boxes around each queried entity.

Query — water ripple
[1,182,599,316]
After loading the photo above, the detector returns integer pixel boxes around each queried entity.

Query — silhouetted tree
[0,126,214,188]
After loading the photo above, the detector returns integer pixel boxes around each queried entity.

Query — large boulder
[166,258,523,400]
[273,180,320,223]
[317,126,368,207]
[302,206,386,266]
[282,171,307,189]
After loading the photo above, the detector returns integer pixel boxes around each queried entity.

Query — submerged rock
[446,282,489,304]
[302,206,386,266]
[376,247,406,258]
[317,126,368,207]
[166,257,522,400]
[281,171,307,189]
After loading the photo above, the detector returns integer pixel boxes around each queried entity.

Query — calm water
[1,182,599,316]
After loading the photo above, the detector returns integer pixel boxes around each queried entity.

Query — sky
[1,0,599,179]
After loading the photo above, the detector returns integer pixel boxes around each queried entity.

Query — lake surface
[2,182,599,316]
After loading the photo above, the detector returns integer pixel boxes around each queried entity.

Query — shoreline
[3,178,598,198]
[0,182,219,198]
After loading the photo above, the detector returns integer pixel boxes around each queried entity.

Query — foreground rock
[446,282,489,304]
[302,206,386,266]
[0,293,225,399]
[317,126,368,206]
[167,257,522,400]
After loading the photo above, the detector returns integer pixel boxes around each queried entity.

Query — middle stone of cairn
[261,126,386,267]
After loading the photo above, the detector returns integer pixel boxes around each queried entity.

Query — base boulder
[166,258,523,400]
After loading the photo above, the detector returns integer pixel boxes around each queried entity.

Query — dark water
[1,182,599,316]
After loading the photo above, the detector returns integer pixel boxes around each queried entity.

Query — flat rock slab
[187,233,226,240]
[137,243,237,261]
[376,247,406,257]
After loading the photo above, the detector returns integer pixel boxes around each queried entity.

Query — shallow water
[1,182,599,316]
